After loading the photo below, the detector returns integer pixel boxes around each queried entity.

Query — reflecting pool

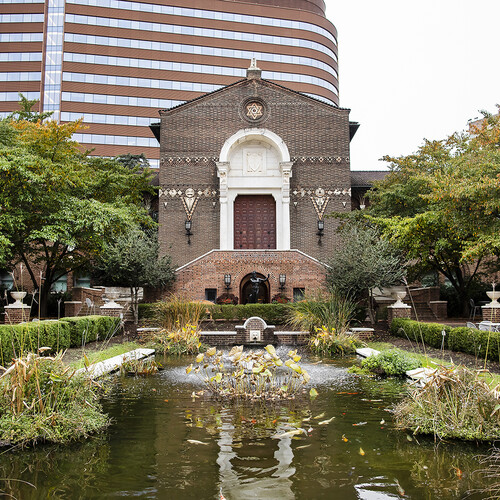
[0,350,495,499]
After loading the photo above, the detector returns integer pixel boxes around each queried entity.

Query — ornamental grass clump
[394,365,500,441]
[286,291,356,333]
[361,349,421,377]
[187,345,312,401]
[151,323,206,355]
[308,326,363,357]
[0,352,109,446]
[154,296,206,330]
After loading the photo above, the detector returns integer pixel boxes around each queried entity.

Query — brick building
[151,62,358,303]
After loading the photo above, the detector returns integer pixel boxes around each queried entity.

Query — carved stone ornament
[246,102,263,120]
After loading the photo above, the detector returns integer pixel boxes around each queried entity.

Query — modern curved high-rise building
[0,0,339,167]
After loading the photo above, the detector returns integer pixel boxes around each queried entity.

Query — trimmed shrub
[0,316,121,365]
[138,303,156,320]
[390,318,500,361]
[61,315,120,347]
[0,321,72,366]
[206,303,290,325]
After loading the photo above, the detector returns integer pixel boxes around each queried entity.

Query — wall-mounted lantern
[317,219,324,245]
[224,274,232,292]
[185,219,192,245]
[279,273,286,291]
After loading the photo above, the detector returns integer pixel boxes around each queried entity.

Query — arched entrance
[240,272,270,304]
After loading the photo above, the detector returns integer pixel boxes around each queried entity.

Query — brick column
[4,304,31,324]
[99,299,123,319]
[387,304,412,324]
[64,301,82,317]
[482,304,500,322]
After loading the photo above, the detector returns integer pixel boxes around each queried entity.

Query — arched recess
[240,272,270,304]
[217,128,293,250]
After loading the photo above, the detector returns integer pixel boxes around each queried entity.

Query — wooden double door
[234,195,276,249]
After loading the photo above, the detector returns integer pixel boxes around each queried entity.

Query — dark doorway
[234,195,276,249]
[240,272,270,304]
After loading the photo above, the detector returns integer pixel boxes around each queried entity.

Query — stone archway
[240,272,270,304]
[217,128,293,251]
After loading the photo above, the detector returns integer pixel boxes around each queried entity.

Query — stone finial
[247,58,261,79]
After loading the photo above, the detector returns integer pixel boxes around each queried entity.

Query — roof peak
[247,58,261,80]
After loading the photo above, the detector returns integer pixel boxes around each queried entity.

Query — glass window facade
[73,133,159,148]
[65,14,337,63]
[66,0,337,46]
[42,0,66,121]
[63,35,338,79]
[61,91,183,109]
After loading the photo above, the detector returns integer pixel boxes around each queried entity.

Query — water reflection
[0,353,495,499]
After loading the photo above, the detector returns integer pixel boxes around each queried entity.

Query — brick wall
[171,249,326,302]
[158,76,351,268]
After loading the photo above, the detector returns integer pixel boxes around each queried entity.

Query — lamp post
[185,219,192,245]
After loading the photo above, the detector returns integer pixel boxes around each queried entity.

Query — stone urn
[392,290,407,307]
[104,291,120,307]
[486,290,500,306]
[10,291,27,306]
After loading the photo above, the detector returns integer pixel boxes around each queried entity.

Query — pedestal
[387,304,412,324]
[4,304,31,324]
[481,304,500,323]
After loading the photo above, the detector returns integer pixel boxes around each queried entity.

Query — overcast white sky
[324,0,500,171]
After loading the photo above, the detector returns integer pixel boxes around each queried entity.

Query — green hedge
[0,316,121,365]
[139,302,292,325]
[206,303,290,325]
[138,303,156,320]
[61,315,120,347]
[390,318,500,361]
[0,320,71,366]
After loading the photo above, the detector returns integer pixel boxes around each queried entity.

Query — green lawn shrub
[361,349,421,377]
[61,315,120,347]
[390,318,500,361]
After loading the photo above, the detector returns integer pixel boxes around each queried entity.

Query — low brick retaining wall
[200,330,309,346]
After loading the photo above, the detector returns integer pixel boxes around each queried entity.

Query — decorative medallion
[246,102,263,120]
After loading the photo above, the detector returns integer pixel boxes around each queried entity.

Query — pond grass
[367,342,500,387]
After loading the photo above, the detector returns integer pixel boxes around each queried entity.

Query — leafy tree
[325,224,406,323]
[7,92,53,122]
[0,113,154,316]
[93,228,175,324]
[367,109,500,314]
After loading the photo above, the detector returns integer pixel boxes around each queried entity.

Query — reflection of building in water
[217,418,295,499]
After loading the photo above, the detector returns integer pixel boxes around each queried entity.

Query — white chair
[478,321,494,331]
[466,322,478,329]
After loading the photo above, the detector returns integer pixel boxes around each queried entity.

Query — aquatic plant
[120,357,161,376]
[187,345,312,400]
[0,352,109,446]
[394,365,500,441]
[308,326,363,356]
[286,291,356,333]
[477,446,500,499]
[362,349,421,377]
[154,295,206,330]
[150,323,206,355]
